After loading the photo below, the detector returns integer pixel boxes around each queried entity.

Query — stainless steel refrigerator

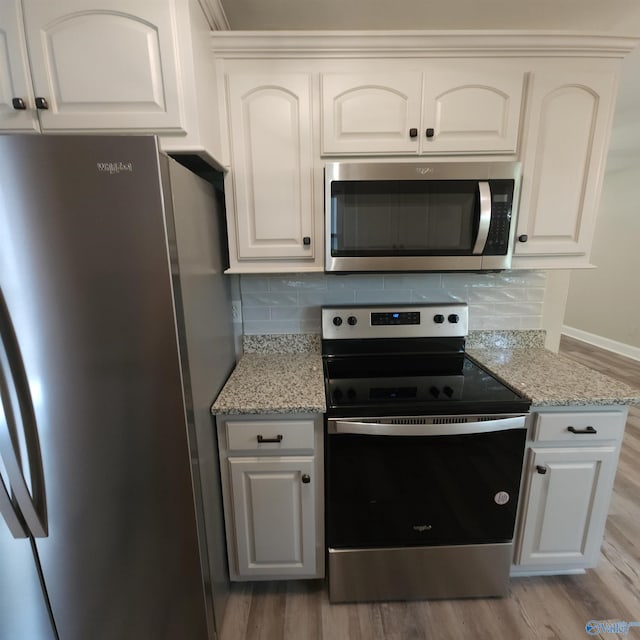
[0,135,236,640]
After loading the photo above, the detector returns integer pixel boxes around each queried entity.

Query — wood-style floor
[219,336,640,640]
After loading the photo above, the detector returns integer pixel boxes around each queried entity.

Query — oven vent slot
[431,417,471,425]
[386,417,471,425]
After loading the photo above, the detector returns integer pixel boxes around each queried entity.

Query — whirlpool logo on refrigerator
[96,161,134,174]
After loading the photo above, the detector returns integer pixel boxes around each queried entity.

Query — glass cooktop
[323,355,530,418]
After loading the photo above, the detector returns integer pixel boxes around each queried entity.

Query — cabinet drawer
[225,419,315,452]
[533,412,624,443]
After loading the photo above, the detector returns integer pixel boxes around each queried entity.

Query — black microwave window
[330,180,480,257]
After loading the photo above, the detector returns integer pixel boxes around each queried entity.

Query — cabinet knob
[12,97,27,110]
[35,97,49,110]
[425,128,435,138]
[301,474,311,484]
[409,128,418,138]
[302,236,311,246]
[536,465,548,475]
[518,234,529,243]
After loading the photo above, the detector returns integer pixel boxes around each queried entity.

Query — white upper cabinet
[321,62,525,155]
[21,0,184,132]
[513,61,618,268]
[0,0,223,165]
[0,0,38,132]
[212,33,635,272]
[321,71,422,154]
[223,63,322,270]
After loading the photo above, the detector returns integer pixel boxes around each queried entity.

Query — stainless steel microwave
[325,161,521,272]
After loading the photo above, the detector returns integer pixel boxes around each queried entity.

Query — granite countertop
[211,332,640,415]
[468,347,640,407]
[211,353,326,415]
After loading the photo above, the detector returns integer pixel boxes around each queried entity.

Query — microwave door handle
[472,181,492,255]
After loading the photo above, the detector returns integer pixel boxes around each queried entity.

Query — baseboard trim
[561,325,640,362]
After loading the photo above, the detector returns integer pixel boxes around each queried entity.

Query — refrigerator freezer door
[0,135,211,640]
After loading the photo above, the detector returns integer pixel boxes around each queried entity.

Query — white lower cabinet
[513,408,627,573]
[217,414,324,580]
[229,456,316,577]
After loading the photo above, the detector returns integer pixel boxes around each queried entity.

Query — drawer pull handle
[567,426,597,435]
[257,434,283,444]
[536,465,547,475]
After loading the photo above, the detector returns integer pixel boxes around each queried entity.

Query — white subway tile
[355,290,412,304]
[271,306,306,321]
[242,292,298,307]
[268,274,328,291]
[240,275,270,293]
[327,275,384,290]
[468,288,526,303]
[519,316,544,329]
[383,274,443,289]
[242,307,271,322]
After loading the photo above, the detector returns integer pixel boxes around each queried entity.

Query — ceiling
[217,0,640,33]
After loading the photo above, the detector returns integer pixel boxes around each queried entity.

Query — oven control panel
[322,303,468,340]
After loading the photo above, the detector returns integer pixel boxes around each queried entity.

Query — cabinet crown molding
[210,30,640,58]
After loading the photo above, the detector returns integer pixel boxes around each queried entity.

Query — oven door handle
[472,181,492,255]
[329,415,526,437]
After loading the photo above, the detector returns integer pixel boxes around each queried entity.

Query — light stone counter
[468,347,640,407]
[211,332,640,415]
[211,353,325,415]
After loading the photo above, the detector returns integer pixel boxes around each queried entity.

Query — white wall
[563,45,640,358]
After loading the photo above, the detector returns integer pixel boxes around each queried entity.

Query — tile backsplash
[239,271,547,335]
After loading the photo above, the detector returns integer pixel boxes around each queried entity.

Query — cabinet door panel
[229,457,315,577]
[227,72,314,259]
[321,72,422,154]
[22,0,183,131]
[421,65,524,153]
[517,446,617,567]
[0,0,38,132]
[515,66,617,260]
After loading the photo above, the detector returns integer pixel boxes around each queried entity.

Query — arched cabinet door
[321,72,423,154]
[21,0,184,132]
[420,61,525,154]
[514,62,618,265]
[0,0,39,132]
[320,63,524,155]
[225,68,316,260]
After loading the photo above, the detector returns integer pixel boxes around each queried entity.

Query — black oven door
[326,416,527,550]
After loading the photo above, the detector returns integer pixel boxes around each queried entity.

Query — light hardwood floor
[220,336,640,640]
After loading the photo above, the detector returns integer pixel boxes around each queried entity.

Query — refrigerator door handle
[0,290,48,537]
[0,462,28,538]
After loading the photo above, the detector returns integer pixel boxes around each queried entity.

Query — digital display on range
[371,311,421,325]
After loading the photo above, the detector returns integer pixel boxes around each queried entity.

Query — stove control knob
[347,315,358,326]
[443,386,454,398]
[347,388,356,399]
[433,314,445,324]
[332,388,343,401]
[333,316,343,326]
[430,386,440,398]
[448,314,459,324]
